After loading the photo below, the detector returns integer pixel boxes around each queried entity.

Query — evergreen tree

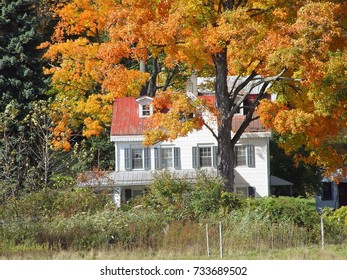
[0,0,48,197]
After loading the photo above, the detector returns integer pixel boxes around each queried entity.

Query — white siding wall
[234,138,270,197]
[112,125,271,197]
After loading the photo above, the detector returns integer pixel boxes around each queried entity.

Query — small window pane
[132,148,143,169]
[235,146,247,166]
[161,147,173,168]
[236,188,248,197]
[142,105,151,116]
[199,147,212,167]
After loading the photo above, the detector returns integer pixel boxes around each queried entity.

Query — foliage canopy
[43,0,347,184]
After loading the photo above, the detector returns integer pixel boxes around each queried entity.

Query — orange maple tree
[44,0,346,188]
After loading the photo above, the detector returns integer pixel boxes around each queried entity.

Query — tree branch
[252,68,287,88]
[162,64,179,91]
[203,121,219,140]
[231,81,269,145]
[248,7,273,18]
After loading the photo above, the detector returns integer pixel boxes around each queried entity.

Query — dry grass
[2,244,347,260]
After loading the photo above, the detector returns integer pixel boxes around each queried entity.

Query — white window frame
[199,146,213,167]
[124,146,151,171]
[139,104,153,118]
[131,148,144,170]
[160,146,174,169]
[192,144,216,169]
[136,96,153,118]
[155,146,181,170]
[235,144,255,168]
[235,145,247,167]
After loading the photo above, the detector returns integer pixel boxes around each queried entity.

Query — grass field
[2,244,347,260]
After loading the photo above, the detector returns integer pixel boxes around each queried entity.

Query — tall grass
[1,182,347,259]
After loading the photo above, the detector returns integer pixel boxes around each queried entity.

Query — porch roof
[270,175,293,186]
[114,169,218,186]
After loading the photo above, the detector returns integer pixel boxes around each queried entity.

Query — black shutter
[124,148,132,170]
[174,147,181,169]
[248,186,255,197]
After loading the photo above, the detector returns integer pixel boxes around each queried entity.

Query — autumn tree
[45,0,346,190]
[144,0,346,190]
[42,0,189,150]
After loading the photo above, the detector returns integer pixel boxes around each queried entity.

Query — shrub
[189,172,243,218]
[142,171,191,211]
[244,196,320,228]
[321,207,347,244]
[0,187,111,222]
[137,170,244,220]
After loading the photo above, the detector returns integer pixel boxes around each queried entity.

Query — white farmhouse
[110,77,286,204]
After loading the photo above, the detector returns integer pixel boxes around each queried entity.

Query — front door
[338,183,347,207]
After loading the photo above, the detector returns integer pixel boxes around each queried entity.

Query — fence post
[320,215,325,250]
[219,222,223,258]
[206,224,210,257]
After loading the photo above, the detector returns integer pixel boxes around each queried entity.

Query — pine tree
[0,0,48,197]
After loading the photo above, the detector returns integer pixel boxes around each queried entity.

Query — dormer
[136,96,153,118]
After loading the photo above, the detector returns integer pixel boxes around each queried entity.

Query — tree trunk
[212,49,235,192]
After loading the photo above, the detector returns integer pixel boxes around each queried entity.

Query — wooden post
[321,216,325,250]
[206,224,210,257]
[219,222,223,258]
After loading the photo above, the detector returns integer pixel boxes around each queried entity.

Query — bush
[142,171,191,213]
[137,170,244,220]
[322,207,347,244]
[0,187,111,221]
[244,196,320,228]
[189,171,243,218]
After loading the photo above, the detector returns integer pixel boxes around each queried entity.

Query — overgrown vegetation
[1,173,347,259]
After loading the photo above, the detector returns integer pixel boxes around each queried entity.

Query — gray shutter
[247,145,255,167]
[154,147,161,170]
[174,147,181,169]
[212,146,217,167]
[124,148,132,170]
[192,146,199,168]
[144,148,151,170]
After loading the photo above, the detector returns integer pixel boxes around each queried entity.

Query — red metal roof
[110,97,149,136]
[110,95,268,137]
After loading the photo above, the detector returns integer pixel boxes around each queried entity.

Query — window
[142,104,151,116]
[132,148,143,169]
[236,186,255,197]
[235,146,247,166]
[136,96,153,117]
[155,147,181,170]
[321,182,333,201]
[124,188,144,202]
[235,145,255,167]
[161,147,173,168]
[192,145,216,168]
[236,187,248,197]
[124,147,151,170]
[200,147,212,167]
